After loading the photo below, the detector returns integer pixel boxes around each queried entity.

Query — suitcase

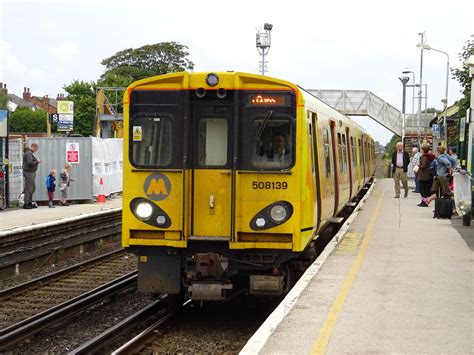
[434,198,453,219]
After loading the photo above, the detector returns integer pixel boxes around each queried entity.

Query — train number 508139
[252,181,288,190]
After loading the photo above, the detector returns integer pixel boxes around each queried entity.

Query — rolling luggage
[433,198,453,219]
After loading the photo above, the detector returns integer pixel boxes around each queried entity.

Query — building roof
[7,94,37,109]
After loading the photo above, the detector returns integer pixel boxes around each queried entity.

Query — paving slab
[243,178,473,354]
[0,197,122,235]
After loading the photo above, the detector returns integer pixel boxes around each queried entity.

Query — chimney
[23,87,31,100]
[0,83,6,94]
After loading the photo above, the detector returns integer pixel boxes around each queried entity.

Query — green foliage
[9,107,47,132]
[99,42,194,87]
[63,80,96,136]
[383,134,400,159]
[451,38,473,118]
[0,91,8,110]
[423,107,439,114]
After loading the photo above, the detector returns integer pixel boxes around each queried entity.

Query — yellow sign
[133,126,142,141]
[57,100,74,114]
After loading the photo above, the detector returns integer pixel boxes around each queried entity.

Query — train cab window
[323,128,331,177]
[252,115,294,169]
[131,115,172,166]
[197,118,228,166]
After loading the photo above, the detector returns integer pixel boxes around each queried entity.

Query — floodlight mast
[256,23,273,75]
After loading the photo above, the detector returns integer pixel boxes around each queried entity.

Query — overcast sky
[1,0,472,144]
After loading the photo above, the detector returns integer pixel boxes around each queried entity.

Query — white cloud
[51,41,80,58]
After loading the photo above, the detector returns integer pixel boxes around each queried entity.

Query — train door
[330,121,339,215]
[310,113,321,230]
[191,102,233,237]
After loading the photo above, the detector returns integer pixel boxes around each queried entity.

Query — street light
[402,70,416,115]
[256,23,273,75]
[417,42,450,146]
[399,76,410,142]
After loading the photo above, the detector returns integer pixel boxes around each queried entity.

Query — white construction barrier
[91,138,123,197]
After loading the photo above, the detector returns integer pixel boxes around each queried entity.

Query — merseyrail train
[122,72,376,301]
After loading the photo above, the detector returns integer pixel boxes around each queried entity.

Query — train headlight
[270,205,287,223]
[255,217,266,228]
[206,73,219,87]
[156,215,167,226]
[135,202,153,220]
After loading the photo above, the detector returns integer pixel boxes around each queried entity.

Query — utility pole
[256,23,273,75]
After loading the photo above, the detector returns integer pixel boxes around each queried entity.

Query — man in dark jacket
[22,143,42,209]
[391,142,410,198]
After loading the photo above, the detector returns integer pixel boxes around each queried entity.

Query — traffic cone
[97,177,106,203]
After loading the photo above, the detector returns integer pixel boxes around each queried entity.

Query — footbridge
[308,90,403,136]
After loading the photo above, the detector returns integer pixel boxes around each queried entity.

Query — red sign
[66,143,80,164]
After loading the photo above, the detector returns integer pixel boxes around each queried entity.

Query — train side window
[323,128,331,177]
[351,136,356,168]
[197,118,228,166]
[131,115,172,166]
[337,133,343,173]
[252,115,294,169]
[342,133,348,172]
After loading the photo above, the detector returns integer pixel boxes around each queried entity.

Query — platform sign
[57,101,74,132]
[66,142,80,164]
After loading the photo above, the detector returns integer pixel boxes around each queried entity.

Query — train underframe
[130,242,317,302]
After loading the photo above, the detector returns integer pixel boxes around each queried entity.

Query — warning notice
[66,142,80,164]
[133,126,142,141]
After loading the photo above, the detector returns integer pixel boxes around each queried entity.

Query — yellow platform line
[311,189,385,355]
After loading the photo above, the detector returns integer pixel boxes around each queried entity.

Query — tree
[384,134,400,160]
[9,107,47,132]
[0,90,8,110]
[63,80,96,137]
[99,42,194,87]
[451,38,474,118]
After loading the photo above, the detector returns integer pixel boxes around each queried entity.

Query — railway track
[0,209,122,276]
[0,249,137,351]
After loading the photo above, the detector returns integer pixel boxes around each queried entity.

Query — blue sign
[432,124,440,138]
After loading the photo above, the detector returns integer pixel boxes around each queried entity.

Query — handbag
[413,165,419,173]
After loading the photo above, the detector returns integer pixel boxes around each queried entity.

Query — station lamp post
[416,42,450,146]
[256,23,273,75]
[402,70,416,115]
[399,76,410,142]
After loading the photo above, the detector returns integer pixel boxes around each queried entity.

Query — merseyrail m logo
[144,173,171,201]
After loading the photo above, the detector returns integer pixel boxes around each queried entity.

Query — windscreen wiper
[254,110,274,143]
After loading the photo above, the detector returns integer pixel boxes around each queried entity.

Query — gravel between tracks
[142,301,274,354]
[0,242,122,291]
[6,289,155,354]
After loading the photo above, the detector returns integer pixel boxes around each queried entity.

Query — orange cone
[97,177,106,203]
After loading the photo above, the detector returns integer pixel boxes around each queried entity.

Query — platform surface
[0,197,122,234]
[247,178,473,354]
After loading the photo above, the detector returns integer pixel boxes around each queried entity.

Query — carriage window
[252,114,294,169]
[337,133,343,173]
[323,128,331,177]
[131,115,172,166]
[198,118,228,166]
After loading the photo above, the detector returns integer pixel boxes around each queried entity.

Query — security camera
[264,23,273,31]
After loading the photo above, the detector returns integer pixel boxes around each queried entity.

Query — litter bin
[453,169,472,226]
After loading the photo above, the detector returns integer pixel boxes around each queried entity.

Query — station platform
[0,197,122,235]
[242,178,473,354]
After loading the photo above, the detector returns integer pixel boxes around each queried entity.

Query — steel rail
[0,248,125,300]
[69,295,169,355]
[0,272,137,351]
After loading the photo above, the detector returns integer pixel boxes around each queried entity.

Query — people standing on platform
[391,142,410,198]
[417,145,435,207]
[22,143,42,209]
[411,147,421,193]
[422,146,452,206]
[59,163,75,206]
[448,147,458,169]
[45,169,57,208]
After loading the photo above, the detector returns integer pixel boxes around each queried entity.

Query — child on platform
[46,169,57,208]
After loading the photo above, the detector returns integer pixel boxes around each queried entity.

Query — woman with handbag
[59,163,76,206]
[417,145,435,207]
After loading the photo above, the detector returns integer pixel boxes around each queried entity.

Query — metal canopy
[308,90,403,136]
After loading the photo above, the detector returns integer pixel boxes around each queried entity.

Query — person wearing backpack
[45,169,57,208]
[417,145,435,207]
[422,146,452,206]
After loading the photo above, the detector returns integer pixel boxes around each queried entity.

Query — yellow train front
[122,72,375,301]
